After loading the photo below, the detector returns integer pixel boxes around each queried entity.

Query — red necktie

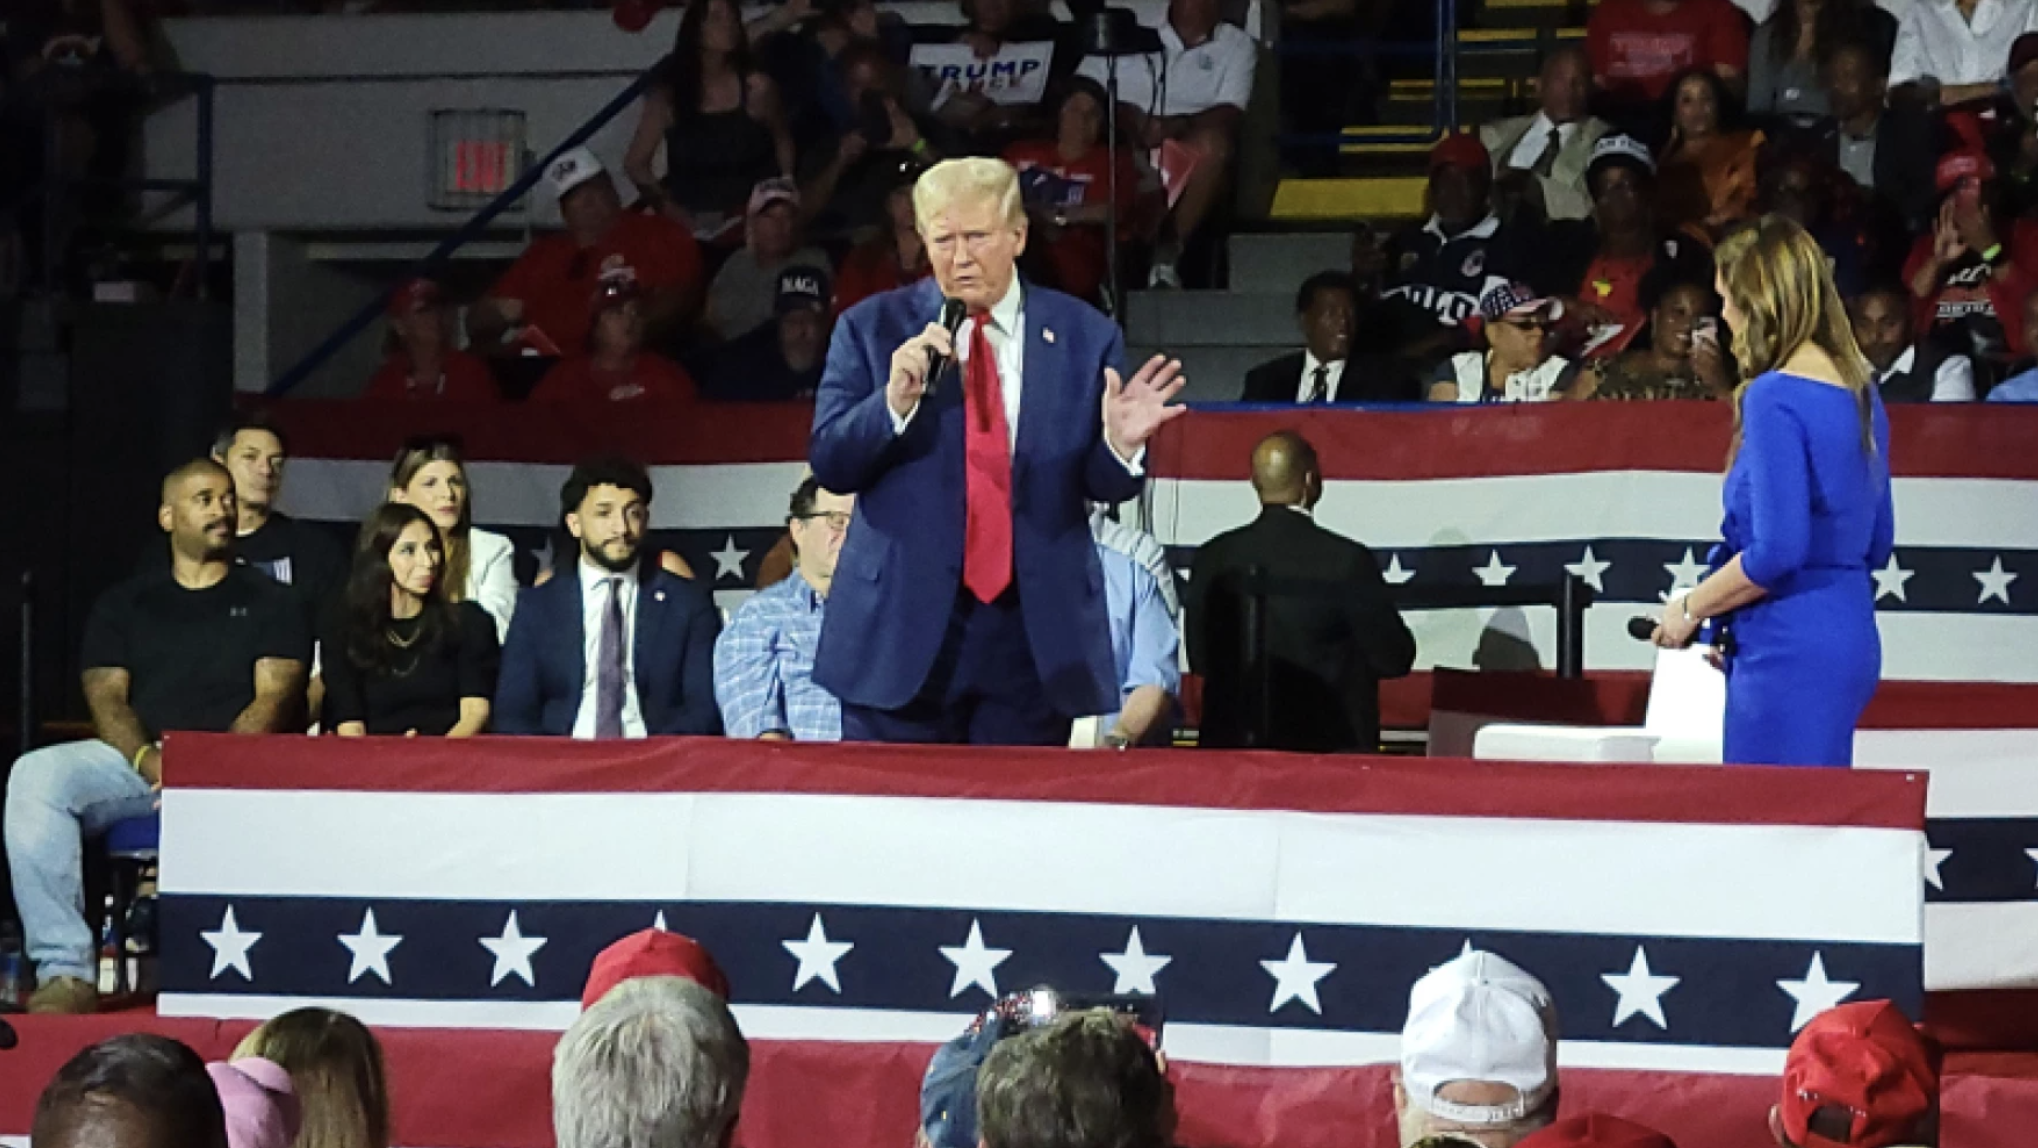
[963,312,1014,603]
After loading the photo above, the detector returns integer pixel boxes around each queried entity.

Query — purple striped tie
[595,577,625,739]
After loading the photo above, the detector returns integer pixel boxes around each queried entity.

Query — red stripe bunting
[257,401,2038,480]
[159,735,1927,831]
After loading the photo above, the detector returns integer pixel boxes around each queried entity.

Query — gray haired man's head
[552,976,750,1148]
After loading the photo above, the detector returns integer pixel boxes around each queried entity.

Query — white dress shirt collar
[1299,349,1347,402]
[1885,345,1917,379]
[572,556,646,739]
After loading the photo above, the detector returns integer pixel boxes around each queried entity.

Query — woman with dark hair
[1656,69,1766,239]
[323,503,499,738]
[1650,216,1892,767]
[833,172,933,313]
[624,0,795,237]
[1575,270,1732,399]
[1747,0,1894,123]
[1002,77,1139,305]
[388,437,518,641]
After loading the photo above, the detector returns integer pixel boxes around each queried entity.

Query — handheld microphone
[1627,616,1657,642]
[924,297,969,396]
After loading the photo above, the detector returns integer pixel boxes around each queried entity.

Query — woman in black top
[325,503,498,738]
[623,0,795,236]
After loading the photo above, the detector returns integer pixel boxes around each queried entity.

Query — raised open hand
[1103,354,1188,458]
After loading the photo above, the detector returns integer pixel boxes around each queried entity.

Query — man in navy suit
[810,158,1186,745]
[495,456,722,737]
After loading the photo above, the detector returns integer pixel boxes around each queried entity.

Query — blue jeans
[5,740,156,982]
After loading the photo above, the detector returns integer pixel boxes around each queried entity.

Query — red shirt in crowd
[530,353,700,405]
[833,239,933,316]
[360,350,499,402]
[1900,218,2038,362]
[1002,140,1140,304]
[1587,0,1749,103]
[490,212,703,352]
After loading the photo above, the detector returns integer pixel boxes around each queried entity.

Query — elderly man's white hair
[912,157,1025,231]
[552,976,750,1148]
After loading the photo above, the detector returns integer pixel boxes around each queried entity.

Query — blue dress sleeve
[1867,392,1895,569]
[1737,379,1814,590]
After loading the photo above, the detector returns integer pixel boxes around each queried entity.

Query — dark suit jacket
[1187,507,1417,753]
[1240,350,1421,404]
[493,562,722,736]
[1809,105,1940,237]
[809,276,1141,715]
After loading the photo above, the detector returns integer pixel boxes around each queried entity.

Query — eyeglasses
[794,511,853,532]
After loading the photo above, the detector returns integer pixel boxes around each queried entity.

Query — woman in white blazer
[389,437,518,640]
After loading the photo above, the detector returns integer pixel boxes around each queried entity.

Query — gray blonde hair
[913,158,1025,233]
[552,977,750,1148]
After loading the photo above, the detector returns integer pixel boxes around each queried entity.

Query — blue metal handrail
[265,71,654,397]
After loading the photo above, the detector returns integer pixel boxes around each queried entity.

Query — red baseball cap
[1517,1113,1678,1148]
[581,929,730,1009]
[1778,1001,1937,1148]
[1430,132,1491,174]
[386,277,442,318]
[1934,150,1994,194]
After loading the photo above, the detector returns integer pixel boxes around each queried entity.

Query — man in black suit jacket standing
[1241,272,1416,404]
[1187,432,1416,753]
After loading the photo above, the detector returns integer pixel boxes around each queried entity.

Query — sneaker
[28,975,98,1015]
[1147,261,1182,290]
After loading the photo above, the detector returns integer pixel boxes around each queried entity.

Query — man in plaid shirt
[713,478,854,740]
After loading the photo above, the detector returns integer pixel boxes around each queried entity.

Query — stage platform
[1,1010,2035,1148]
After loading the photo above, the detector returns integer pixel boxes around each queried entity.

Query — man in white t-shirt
[1077,0,1256,288]
[1890,0,2038,106]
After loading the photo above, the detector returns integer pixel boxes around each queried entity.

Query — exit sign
[429,109,527,212]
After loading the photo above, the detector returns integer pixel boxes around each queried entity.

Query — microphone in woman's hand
[1627,616,1658,641]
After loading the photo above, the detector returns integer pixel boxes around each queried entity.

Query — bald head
[161,458,231,505]
[33,1035,226,1148]
[1250,432,1320,508]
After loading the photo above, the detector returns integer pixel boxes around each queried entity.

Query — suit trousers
[840,587,1071,746]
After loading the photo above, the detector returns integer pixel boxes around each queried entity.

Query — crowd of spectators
[1225,0,2038,406]
[22,928,1947,1148]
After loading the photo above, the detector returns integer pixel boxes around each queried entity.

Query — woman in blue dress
[1651,216,1894,766]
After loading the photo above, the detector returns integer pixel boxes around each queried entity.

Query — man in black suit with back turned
[1241,272,1416,404]
[1187,431,1415,753]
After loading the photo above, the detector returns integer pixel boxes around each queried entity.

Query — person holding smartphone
[1574,269,1732,400]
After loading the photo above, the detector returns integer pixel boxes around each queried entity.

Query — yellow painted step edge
[1270,177,1427,221]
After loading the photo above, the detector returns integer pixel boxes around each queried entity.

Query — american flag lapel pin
[1043,327,1056,344]
[655,590,666,602]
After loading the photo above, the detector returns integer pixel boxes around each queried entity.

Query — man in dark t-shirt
[5,459,310,1015]
[208,413,346,619]
[701,265,833,401]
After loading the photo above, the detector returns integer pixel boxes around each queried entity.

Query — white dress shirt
[1879,345,1979,401]
[892,276,1144,469]
[1504,113,1576,169]
[1298,351,1347,402]
[571,559,647,739]
[1890,0,2038,86]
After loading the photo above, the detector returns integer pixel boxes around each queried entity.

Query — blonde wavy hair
[912,157,1025,233]
[1713,215,1875,464]
[234,1008,391,1148]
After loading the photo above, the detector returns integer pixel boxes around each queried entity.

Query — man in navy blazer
[495,455,722,737]
[810,158,1186,745]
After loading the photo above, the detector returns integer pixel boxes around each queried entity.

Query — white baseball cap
[545,146,608,199]
[1400,949,1559,1126]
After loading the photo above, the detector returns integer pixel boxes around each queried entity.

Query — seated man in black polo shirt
[5,459,310,1015]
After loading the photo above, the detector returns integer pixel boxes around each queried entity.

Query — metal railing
[1230,569,1594,747]
[266,72,655,397]
[15,70,216,300]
